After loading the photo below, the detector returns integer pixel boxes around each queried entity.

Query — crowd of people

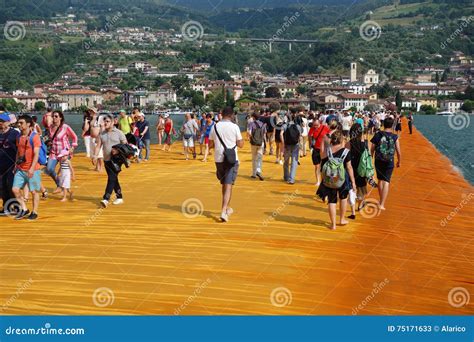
[0,104,403,227]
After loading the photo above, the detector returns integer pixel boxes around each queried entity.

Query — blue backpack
[19,132,48,165]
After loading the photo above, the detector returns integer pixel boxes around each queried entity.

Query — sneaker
[27,212,38,220]
[220,212,229,222]
[100,199,109,208]
[287,181,295,185]
[112,198,124,205]
[41,191,48,199]
[250,175,257,179]
[279,160,283,165]
[226,208,234,216]
[15,209,30,220]
[256,172,264,181]
[348,214,356,220]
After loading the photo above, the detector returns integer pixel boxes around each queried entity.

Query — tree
[441,69,448,82]
[192,92,205,109]
[226,89,235,108]
[209,90,225,112]
[395,91,402,111]
[265,86,281,98]
[170,75,190,96]
[461,100,473,112]
[296,84,308,96]
[34,101,46,112]
[420,105,436,114]
[376,83,395,99]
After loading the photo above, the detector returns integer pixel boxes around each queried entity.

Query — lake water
[36,113,473,185]
[414,115,473,185]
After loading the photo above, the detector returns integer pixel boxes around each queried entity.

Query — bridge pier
[269,42,272,53]
[289,42,292,51]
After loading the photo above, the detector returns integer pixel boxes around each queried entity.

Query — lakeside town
[1,14,473,115]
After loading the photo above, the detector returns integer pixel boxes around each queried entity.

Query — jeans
[1,167,15,210]
[283,144,299,183]
[139,138,151,160]
[104,161,122,201]
[45,158,59,186]
[250,144,263,176]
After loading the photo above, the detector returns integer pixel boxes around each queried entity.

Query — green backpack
[322,147,349,189]
[357,148,375,178]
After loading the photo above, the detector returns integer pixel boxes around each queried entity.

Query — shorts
[316,183,349,204]
[216,162,239,185]
[13,170,42,192]
[312,148,321,165]
[58,169,71,189]
[204,137,210,145]
[200,134,205,144]
[183,136,194,148]
[375,159,394,183]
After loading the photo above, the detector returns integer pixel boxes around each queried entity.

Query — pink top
[48,124,78,159]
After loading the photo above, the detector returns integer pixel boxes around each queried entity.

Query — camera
[16,156,26,165]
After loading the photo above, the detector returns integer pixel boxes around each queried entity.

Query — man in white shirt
[209,107,244,222]
[341,112,353,137]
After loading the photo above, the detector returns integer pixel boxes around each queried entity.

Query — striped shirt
[48,124,78,159]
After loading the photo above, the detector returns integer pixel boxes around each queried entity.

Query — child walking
[57,149,75,201]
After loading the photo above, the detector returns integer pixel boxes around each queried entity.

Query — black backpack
[250,121,264,146]
[284,123,300,146]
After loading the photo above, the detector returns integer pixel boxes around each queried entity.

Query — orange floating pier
[0,127,472,315]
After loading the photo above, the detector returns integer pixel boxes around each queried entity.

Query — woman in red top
[308,116,330,186]
[162,115,174,152]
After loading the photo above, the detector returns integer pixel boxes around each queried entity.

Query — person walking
[93,115,127,208]
[201,114,214,162]
[156,114,165,146]
[136,113,151,161]
[370,116,401,210]
[45,110,78,194]
[181,113,199,160]
[248,111,266,181]
[281,109,301,185]
[12,115,42,220]
[209,107,244,222]
[407,113,414,134]
[0,112,20,216]
[308,117,330,186]
[317,130,356,230]
[162,114,174,152]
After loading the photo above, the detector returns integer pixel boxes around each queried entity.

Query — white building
[439,99,463,112]
[341,93,369,111]
[364,69,379,88]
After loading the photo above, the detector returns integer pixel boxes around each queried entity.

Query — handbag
[214,124,237,165]
[44,124,62,154]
